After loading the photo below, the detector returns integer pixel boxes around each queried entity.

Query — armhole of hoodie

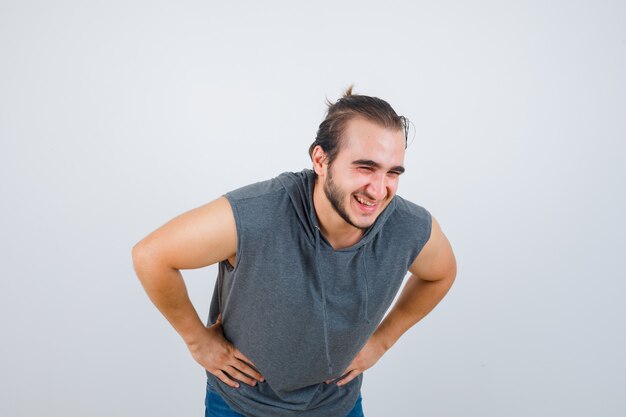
[407,207,433,269]
[223,193,243,272]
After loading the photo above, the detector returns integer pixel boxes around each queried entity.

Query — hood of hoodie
[277,169,398,252]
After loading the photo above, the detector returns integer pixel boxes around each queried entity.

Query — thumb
[215,313,222,324]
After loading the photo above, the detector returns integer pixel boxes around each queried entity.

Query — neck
[312,178,364,250]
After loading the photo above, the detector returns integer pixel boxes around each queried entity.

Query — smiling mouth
[354,195,377,207]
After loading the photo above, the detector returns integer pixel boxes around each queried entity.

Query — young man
[132,87,456,417]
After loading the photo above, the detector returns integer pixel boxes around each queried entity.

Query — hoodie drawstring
[360,246,371,324]
[313,225,333,375]
[313,226,373,376]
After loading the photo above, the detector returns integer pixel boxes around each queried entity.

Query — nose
[367,172,388,201]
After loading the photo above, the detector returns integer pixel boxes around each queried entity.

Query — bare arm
[132,196,263,388]
[331,215,457,386]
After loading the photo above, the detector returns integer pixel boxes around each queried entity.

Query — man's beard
[323,165,369,231]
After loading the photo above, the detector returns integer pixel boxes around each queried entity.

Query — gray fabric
[206,169,432,417]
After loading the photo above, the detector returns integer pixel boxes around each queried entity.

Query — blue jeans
[204,383,364,417]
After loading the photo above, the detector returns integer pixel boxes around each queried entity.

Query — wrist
[185,332,211,355]
[180,323,211,350]
[370,330,392,353]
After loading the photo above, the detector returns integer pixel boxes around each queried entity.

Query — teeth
[356,196,375,206]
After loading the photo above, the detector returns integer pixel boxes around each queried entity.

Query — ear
[311,145,328,177]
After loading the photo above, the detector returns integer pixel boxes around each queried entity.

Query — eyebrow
[352,159,405,174]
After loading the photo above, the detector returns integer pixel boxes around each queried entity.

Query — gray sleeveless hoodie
[206,169,432,417]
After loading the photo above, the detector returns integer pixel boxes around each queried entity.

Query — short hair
[308,85,409,165]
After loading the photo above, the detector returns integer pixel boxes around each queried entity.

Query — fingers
[233,348,265,382]
[336,369,361,387]
[225,365,260,387]
[214,370,240,388]
[232,347,254,366]
[210,363,263,388]
[234,360,265,383]
[209,349,264,388]
[207,314,265,387]
[326,361,354,384]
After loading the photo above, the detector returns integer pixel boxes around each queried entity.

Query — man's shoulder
[383,196,433,261]
[392,195,431,223]
[386,195,433,240]
[223,170,314,241]
[224,169,314,217]
[225,176,284,203]
[225,170,309,202]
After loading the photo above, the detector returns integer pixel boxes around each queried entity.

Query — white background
[1,1,625,416]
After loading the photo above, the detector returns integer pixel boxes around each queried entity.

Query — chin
[350,213,379,230]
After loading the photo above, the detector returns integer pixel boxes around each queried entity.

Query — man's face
[321,117,406,230]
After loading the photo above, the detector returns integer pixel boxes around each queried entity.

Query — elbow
[444,245,457,283]
[131,241,167,292]
[446,256,457,286]
[131,241,145,267]
[130,241,143,263]
[131,240,175,280]
[449,255,457,280]
[131,240,155,278]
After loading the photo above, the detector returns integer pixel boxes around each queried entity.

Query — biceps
[408,216,456,281]
[134,196,237,270]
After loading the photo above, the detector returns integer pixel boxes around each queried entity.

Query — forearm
[132,249,207,346]
[372,273,454,351]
